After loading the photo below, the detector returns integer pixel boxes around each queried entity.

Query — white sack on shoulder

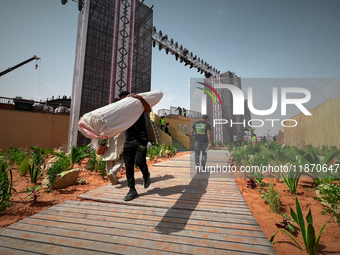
[78,90,163,141]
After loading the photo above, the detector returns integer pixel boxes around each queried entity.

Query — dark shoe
[144,172,151,189]
[124,189,138,201]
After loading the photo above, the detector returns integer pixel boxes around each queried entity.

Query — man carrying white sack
[103,132,125,185]
[102,98,125,185]
[119,91,151,201]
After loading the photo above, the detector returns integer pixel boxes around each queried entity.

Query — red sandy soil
[1,151,340,255]
[235,177,340,255]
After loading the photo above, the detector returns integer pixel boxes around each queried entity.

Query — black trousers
[123,138,149,189]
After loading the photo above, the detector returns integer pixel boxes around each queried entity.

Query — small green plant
[275,212,296,233]
[260,183,281,213]
[313,183,340,224]
[30,146,44,166]
[7,147,29,167]
[281,165,302,194]
[26,185,41,203]
[251,171,265,191]
[46,158,69,188]
[0,162,16,213]
[77,178,86,185]
[97,158,106,178]
[19,158,30,176]
[28,162,43,184]
[99,138,108,146]
[270,197,327,255]
[70,145,92,168]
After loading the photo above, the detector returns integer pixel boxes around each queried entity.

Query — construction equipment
[0,55,40,77]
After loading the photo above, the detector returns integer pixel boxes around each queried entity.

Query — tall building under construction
[68,0,153,148]
[205,71,251,143]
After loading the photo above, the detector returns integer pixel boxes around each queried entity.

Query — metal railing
[0,96,70,115]
[158,107,201,118]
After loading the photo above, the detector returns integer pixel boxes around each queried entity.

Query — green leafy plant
[46,158,69,188]
[7,147,29,167]
[98,138,108,146]
[77,178,86,185]
[70,145,92,168]
[295,148,340,186]
[270,197,327,255]
[0,162,16,213]
[19,158,30,176]
[28,162,43,184]
[251,171,265,191]
[26,185,41,203]
[30,146,44,166]
[260,183,281,213]
[275,212,296,233]
[97,158,106,178]
[281,165,303,195]
[313,183,340,224]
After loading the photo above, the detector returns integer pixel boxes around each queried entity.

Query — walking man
[159,116,165,130]
[176,106,182,116]
[164,123,171,136]
[190,114,212,169]
[118,91,151,201]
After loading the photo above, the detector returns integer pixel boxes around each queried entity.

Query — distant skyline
[1,0,339,135]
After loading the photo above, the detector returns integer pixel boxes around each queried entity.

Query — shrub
[0,162,16,213]
[313,183,340,224]
[7,147,28,167]
[19,158,30,176]
[46,158,69,188]
[70,145,92,168]
[97,158,106,178]
[30,146,44,166]
[260,183,281,213]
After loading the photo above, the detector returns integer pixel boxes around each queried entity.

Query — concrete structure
[205,72,251,144]
[0,109,69,150]
[68,0,153,149]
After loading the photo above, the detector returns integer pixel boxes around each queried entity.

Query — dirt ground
[235,177,340,255]
[1,151,340,255]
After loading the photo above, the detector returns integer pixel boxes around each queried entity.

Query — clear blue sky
[1,0,339,135]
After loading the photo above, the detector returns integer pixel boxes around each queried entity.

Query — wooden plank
[60,200,258,223]
[37,207,261,232]
[6,214,275,254]
[22,216,270,247]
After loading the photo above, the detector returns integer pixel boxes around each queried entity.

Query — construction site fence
[283,97,340,148]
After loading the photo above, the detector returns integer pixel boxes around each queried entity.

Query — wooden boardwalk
[0,150,276,254]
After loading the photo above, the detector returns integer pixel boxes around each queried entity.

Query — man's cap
[118,91,130,98]
[202,114,208,119]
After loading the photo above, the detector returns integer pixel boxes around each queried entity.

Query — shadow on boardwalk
[155,171,210,233]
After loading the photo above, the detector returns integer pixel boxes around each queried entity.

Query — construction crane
[0,55,40,77]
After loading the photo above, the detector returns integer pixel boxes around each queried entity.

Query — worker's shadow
[154,171,210,234]
[115,174,175,189]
